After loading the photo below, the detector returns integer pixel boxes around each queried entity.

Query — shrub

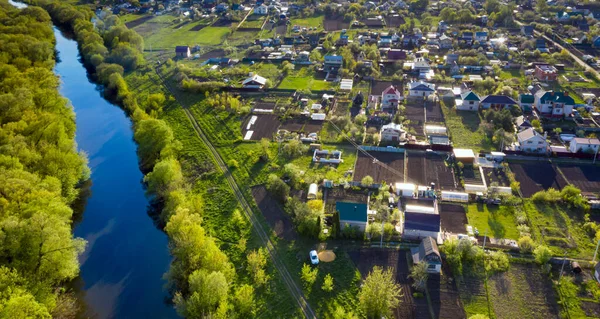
[518,236,535,253]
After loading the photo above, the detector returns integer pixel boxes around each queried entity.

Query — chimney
[544,131,547,140]
[550,91,554,96]
[564,91,569,96]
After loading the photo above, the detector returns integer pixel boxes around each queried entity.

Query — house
[387,49,407,60]
[517,128,548,153]
[453,148,475,163]
[515,115,533,131]
[439,34,453,49]
[534,65,558,81]
[324,55,343,70]
[479,95,518,109]
[569,137,600,154]
[534,91,574,118]
[379,122,406,142]
[446,53,459,65]
[519,94,534,113]
[536,39,548,53]
[408,81,435,98]
[475,31,488,42]
[242,74,267,89]
[215,3,228,12]
[411,237,442,273]
[593,36,600,49]
[336,201,367,232]
[521,25,534,36]
[254,4,268,15]
[457,91,480,111]
[403,203,440,240]
[175,46,191,58]
[381,85,402,111]
[461,31,473,42]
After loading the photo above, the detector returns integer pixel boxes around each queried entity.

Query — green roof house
[519,94,534,113]
[457,91,480,111]
[336,201,368,232]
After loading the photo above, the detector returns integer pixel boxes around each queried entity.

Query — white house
[408,81,435,98]
[379,122,406,142]
[456,91,480,111]
[381,85,402,111]
[569,137,600,153]
[254,4,268,15]
[242,74,267,89]
[534,90,575,119]
[517,128,548,153]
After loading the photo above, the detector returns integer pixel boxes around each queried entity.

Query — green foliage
[533,245,552,265]
[233,284,255,316]
[300,263,318,289]
[175,269,229,317]
[285,197,322,237]
[281,139,308,159]
[485,251,510,273]
[266,174,290,203]
[0,4,89,315]
[322,273,334,292]
[134,119,177,170]
[361,175,374,186]
[358,266,402,318]
[247,248,269,286]
[468,315,490,319]
[518,236,535,253]
[409,262,429,292]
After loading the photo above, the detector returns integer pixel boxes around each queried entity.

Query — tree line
[23,1,267,317]
[0,1,89,317]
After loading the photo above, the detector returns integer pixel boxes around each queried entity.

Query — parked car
[309,250,319,265]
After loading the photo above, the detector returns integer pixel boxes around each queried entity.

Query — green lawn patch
[278,76,334,91]
[241,14,266,28]
[290,15,324,28]
[466,204,520,240]
[440,100,494,151]
[135,15,230,49]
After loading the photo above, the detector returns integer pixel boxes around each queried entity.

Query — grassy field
[131,14,228,49]
[440,99,494,151]
[278,76,335,90]
[241,15,266,28]
[290,15,325,28]
[523,200,595,258]
[466,204,520,240]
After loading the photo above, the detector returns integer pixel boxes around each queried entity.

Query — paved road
[154,68,317,319]
[516,20,600,79]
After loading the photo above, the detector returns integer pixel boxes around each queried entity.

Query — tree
[469,315,490,319]
[322,273,334,292]
[409,262,429,292]
[266,174,290,203]
[361,175,374,186]
[534,245,552,265]
[518,236,535,253]
[175,269,229,317]
[134,119,176,169]
[144,158,183,199]
[247,249,268,286]
[259,138,271,161]
[281,139,308,159]
[332,305,359,319]
[300,264,318,288]
[536,0,548,14]
[233,284,255,316]
[359,266,402,318]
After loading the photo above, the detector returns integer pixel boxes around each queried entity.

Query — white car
[309,250,319,265]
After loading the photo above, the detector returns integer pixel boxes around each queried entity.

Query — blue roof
[404,212,440,232]
[411,84,434,92]
[336,202,367,222]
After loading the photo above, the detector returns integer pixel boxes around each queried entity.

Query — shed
[453,148,475,163]
[425,125,447,135]
[441,191,469,203]
[336,201,368,232]
[311,113,326,121]
[395,183,416,197]
[308,183,318,199]
[411,237,442,273]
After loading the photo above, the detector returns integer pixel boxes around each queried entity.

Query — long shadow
[457,110,481,132]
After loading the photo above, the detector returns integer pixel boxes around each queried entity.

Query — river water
[8,1,177,318]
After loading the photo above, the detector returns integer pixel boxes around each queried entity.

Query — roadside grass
[440,99,494,151]
[227,30,260,46]
[523,200,595,258]
[241,14,266,28]
[120,13,148,24]
[466,204,520,240]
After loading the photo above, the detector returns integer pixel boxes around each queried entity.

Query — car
[309,250,319,265]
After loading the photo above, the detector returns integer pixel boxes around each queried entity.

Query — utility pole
[593,144,599,164]
[559,251,568,283]
[380,218,384,248]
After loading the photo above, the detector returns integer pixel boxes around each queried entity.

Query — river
[8,1,177,318]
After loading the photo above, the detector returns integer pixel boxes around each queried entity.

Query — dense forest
[0,1,89,317]
[21,0,254,317]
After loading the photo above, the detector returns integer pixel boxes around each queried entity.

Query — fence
[359,145,405,153]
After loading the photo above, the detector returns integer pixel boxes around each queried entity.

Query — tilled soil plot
[324,16,350,31]
[406,152,456,189]
[353,151,405,185]
[348,248,429,319]
[556,163,600,194]
[242,114,280,140]
[428,272,467,319]
[440,204,468,234]
[508,162,568,197]
[251,185,297,240]
[125,15,155,29]
[425,101,444,123]
[404,103,425,136]
[482,167,511,187]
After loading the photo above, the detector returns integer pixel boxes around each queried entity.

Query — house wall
[570,142,600,153]
[409,90,434,97]
[520,137,547,153]
[403,229,439,240]
[457,100,479,111]
[340,220,366,232]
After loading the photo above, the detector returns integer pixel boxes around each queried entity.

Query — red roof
[382,85,399,95]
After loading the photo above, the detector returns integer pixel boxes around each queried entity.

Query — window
[427,264,436,270]
[469,101,474,105]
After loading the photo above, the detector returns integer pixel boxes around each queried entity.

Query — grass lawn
[290,15,324,28]
[466,204,520,240]
[133,14,229,49]
[440,99,494,151]
[241,15,266,28]
[278,76,334,91]
[523,200,595,258]
[120,13,148,24]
